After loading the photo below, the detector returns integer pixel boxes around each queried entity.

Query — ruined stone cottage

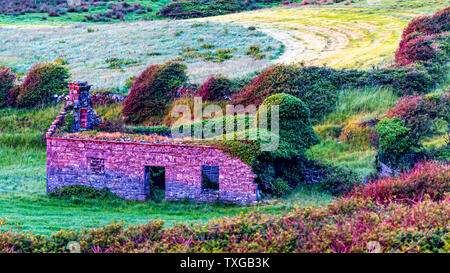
[46,82,258,205]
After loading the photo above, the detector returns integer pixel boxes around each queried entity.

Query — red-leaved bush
[198,75,232,101]
[402,7,449,38]
[0,67,16,108]
[385,93,449,141]
[122,62,187,124]
[395,7,449,66]
[16,62,70,108]
[395,34,437,66]
[90,89,125,107]
[350,161,449,205]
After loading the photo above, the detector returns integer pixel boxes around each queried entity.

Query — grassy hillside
[0,0,448,237]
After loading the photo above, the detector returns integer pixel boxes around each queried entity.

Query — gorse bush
[401,7,449,38]
[122,61,188,125]
[16,62,70,108]
[395,34,437,66]
[0,67,16,108]
[198,74,232,101]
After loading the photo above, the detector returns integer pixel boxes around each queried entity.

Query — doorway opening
[144,166,166,202]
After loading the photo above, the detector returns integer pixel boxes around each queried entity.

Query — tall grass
[0,105,60,148]
[306,139,376,177]
[93,103,123,121]
[306,86,397,177]
[325,86,398,124]
[0,104,60,133]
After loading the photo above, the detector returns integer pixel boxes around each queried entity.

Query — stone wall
[46,137,258,205]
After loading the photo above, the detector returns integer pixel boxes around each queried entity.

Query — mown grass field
[193,1,448,68]
[0,21,282,88]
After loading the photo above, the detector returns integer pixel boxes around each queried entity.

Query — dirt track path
[258,27,305,64]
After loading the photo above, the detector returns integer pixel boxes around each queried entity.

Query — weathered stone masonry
[46,137,257,204]
[46,81,258,205]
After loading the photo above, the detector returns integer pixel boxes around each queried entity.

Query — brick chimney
[67,81,101,131]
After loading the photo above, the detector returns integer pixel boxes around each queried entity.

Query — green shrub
[317,165,362,196]
[0,67,16,108]
[16,63,70,108]
[269,178,291,196]
[128,125,172,136]
[375,117,414,168]
[49,185,119,200]
[122,61,188,124]
[357,65,436,96]
[157,0,242,19]
[63,113,74,133]
[258,93,320,159]
[251,94,319,195]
